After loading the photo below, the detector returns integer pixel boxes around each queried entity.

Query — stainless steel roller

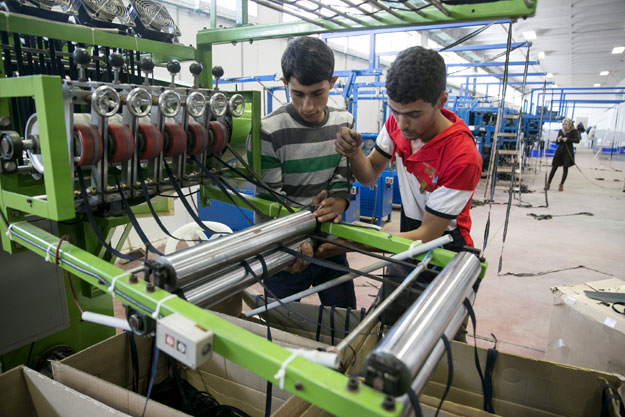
[363,252,481,396]
[183,239,308,308]
[156,210,316,291]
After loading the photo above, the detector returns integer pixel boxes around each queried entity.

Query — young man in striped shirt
[251,36,356,308]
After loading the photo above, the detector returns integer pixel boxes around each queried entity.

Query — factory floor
[115,149,625,360]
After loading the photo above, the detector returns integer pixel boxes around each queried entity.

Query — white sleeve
[374,124,394,159]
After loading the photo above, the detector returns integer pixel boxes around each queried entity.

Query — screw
[145,282,155,293]
[294,381,303,391]
[129,274,138,284]
[346,377,359,392]
[381,396,395,412]
[10,210,20,217]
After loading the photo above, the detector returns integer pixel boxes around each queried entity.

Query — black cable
[613,302,625,316]
[407,388,424,417]
[26,341,35,367]
[141,338,160,417]
[434,334,453,417]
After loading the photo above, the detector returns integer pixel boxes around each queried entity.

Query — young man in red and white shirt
[332,46,482,331]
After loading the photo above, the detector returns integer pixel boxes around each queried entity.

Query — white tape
[553,338,566,350]
[108,272,129,298]
[408,240,423,258]
[285,348,339,370]
[604,316,617,328]
[274,349,302,390]
[152,294,177,319]
[44,241,56,263]
[5,222,15,240]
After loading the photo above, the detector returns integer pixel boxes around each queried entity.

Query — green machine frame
[0,1,535,415]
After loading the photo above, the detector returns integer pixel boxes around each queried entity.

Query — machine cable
[136,166,202,244]
[600,383,625,417]
[54,233,85,314]
[463,298,494,413]
[434,334,454,417]
[112,172,163,256]
[126,331,140,393]
[76,169,139,262]
[162,158,228,236]
[141,338,160,417]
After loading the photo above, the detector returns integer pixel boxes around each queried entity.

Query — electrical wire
[54,234,85,314]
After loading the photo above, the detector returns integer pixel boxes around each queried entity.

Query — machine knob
[167,60,181,75]
[140,57,155,74]
[109,52,124,69]
[211,66,224,79]
[73,48,91,66]
[190,62,203,76]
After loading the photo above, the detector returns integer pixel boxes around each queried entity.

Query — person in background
[248,36,356,308]
[330,46,482,336]
[587,125,597,149]
[545,118,580,192]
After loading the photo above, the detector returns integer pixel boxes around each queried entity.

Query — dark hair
[386,46,446,105]
[281,37,335,85]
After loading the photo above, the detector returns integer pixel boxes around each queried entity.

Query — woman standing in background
[545,118,580,191]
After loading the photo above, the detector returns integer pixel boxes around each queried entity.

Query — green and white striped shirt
[254,104,353,207]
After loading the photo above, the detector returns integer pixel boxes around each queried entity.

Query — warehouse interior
[0,0,624,416]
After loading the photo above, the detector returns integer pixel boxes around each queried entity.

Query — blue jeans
[264,254,356,308]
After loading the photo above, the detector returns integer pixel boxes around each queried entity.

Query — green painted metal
[6,220,402,417]
[0,11,196,61]
[201,186,487,278]
[229,91,256,150]
[0,76,75,221]
[197,1,536,45]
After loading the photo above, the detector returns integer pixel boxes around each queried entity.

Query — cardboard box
[546,278,625,375]
[0,365,136,417]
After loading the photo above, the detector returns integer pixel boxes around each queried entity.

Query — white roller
[81,311,131,331]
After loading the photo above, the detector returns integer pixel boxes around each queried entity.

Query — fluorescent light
[594,83,601,87]
[522,30,537,40]
[600,70,610,76]
[612,46,625,54]
[546,73,554,78]
[537,51,545,59]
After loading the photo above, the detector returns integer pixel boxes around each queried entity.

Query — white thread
[273,349,302,390]
[408,240,423,258]
[108,272,129,298]
[44,241,56,263]
[152,294,177,319]
[5,223,16,240]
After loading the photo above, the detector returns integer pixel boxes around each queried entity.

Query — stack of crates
[357,171,394,226]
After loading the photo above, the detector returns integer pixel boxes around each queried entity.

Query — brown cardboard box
[546,278,625,375]
[0,365,136,417]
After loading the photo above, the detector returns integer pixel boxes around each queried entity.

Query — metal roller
[363,252,481,397]
[183,239,309,309]
[156,210,316,292]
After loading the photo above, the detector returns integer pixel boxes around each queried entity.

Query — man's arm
[335,127,389,185]
[397,211,451,243]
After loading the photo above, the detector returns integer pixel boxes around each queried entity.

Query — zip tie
[5,223,16,240]
[152,294,177,319]
[408,239,423,258]
[108,272,129,298]
[45,241,56,263]
[273,349,302,390]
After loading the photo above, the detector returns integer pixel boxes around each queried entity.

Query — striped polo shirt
[254,104,353,207]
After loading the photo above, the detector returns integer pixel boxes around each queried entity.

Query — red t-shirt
[375,108,482,247]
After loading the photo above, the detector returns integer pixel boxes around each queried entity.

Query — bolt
[346,377,359,392]
[128,314,144,332]
[201,343,212,355]
[145,282,155,293]
[0,116,10,127]
[381,396,395,412]
[10,210,20,217]
[129,274,138,284]
[294,381,303,391]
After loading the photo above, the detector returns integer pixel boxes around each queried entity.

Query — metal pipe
[402,291,476,413]
[334,253,433,353]
[183,239,308,308]
[245,234,453,317]
[156,211,316,291]
[363,252,481,396]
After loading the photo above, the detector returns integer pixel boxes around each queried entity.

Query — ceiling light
[594,83,601,87]
[537,51,545,59]
[522,30,537,40]
[600,70,609,76]
[546,73,553,78]
[612,46,625,54]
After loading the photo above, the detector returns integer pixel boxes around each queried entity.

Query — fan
[128,0,180,43]
[74,0,135,29]
[2,0,77,21]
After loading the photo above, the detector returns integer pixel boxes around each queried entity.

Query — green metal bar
[197,1,536,45]
[201,186,487,278]
[236,0,248,26]
[0,11,196,61]
[0,76,75,221]
[6,220,402,417]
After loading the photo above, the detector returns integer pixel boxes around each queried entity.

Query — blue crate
[341,185,361,223]
[357,172,394,226]
[390,170,401,205]
[197,190,255,232]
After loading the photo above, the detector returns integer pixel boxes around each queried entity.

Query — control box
[156,313,214,369]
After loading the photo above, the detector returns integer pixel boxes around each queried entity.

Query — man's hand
[315,242,348,259]
[312,190,348,223]
[561,136,568,142]
[335,127,362,158]
[284,241,313,274]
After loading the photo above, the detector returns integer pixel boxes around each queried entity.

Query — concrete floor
[116,149,625,360]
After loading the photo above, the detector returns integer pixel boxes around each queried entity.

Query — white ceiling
[441,0,625,89]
